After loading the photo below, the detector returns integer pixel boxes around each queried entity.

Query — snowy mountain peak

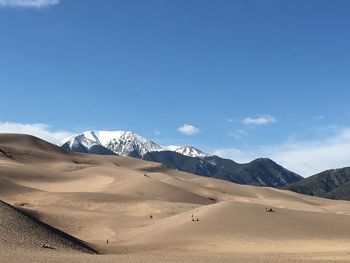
[173,146,211,158]
[61,130,164,157]
[61,130,212,159]
[103,131,164,156]
[61,131,101,149]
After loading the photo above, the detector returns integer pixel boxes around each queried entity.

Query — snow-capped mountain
[60,130,302,188]
[172,146,211,158]
[61,132,100,149]
[61,131,164,157]
[163,145,211,158]
[61,131,212,158]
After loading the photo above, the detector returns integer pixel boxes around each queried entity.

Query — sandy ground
[3,249,350,263]
[2,133,350,262]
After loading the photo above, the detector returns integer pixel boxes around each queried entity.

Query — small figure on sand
[265,207,275,213]
[41,244,55,249]
[191,214,199,222]
[150,214,153,219]
[106,239,109,244]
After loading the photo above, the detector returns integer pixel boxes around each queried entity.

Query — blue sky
[0,0,350,176]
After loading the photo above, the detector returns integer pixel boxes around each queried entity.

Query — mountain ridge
[61,131,163,157]
[61,131,302,188]
[285,167,350,200]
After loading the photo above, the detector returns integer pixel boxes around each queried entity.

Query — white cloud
[0,122,72,144]
[212,127,350,177]
[242,115,276,125]
[0,0,59,8]
[178,124,199,135]
[268,129,350,177]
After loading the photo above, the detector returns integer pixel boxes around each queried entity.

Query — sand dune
[0,200,96,254]
[2,134,350,262]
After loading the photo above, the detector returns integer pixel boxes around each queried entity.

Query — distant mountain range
[61,131,163,157]
[61,131,303,188]
[285,167,350,200]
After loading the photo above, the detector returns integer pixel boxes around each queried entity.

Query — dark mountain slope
[144,152,302,187]
[61,142,116,155]
[285,167,350,200]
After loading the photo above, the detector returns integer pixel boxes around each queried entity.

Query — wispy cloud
[0,0,60,8]
[178,124,199,135]
[242,115,276,125]
[0,122,72,144]
[313,115,325,121]
[229,129,247,140]
[212,127,350,177]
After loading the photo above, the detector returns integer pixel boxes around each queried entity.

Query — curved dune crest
[0,200,97,253]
